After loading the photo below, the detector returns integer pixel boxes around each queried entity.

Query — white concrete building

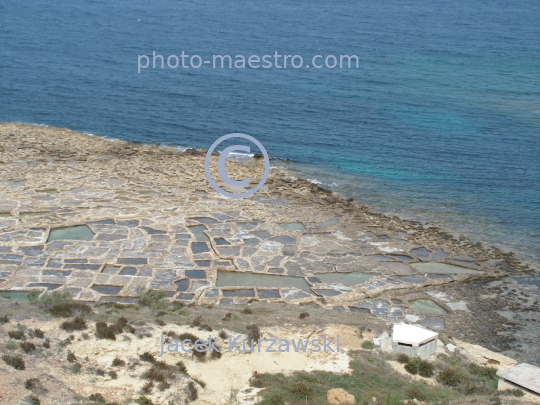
[392,323,438,359]
[496,363,540,397]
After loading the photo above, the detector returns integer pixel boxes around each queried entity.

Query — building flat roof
[497,363,540,394]
[392,323,438,346]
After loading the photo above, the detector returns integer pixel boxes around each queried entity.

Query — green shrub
[438,368,466,386]
[289,382,313,399]
[88,393,106,403]
[193,378,206,388]
[139,351,156,363]
[362,340,375,350]
[42,338,50,349]
[500,388,525,397]
[24,378,47,394]
[8,330,26,340]
[5,342,18,350]
[158,381,171,391]
[191,316,212,331]
[67,350,77,363]
[179,332,198,342]
[187,381,198,401]
[30,329,44,339]
[108,370,118,379]
[70,363,82,374]
[134,397,154,405]
[405,358,420,375]
[418,359,434,377]
[299,312,310,319]
[0,315,9,324]
[469,364,497,380]
[95,322,116,340]
[396,353,410,364]
[61,317,87,331]
[241,308,253,314]
[26,395,40,405]
[95,368,105,376]
[176,361,187,373]
[219,330,228,340]
[137,290,167,311]
[112,357,125,367]
[2,354,25,370]
[222,313,232,321]
[20,342,37,353]
[142,381,154,394]
[33,290,73,307]
[246,324,261,344]
[407,386,427,401]
[192,341,207,361]
[49,302,92,318]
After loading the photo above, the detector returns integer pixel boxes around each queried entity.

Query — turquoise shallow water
[1,0,539,265]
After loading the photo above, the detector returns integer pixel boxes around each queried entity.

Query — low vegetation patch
[191,315,212,331]
[95,321,117,340]
[25,378,47,395]
[112,357,126,367]
[187,381,198,401]
[8,330,26,340]
[361,340,375,350]
[246,324,261,344]
[61,316,87,331]
[29,328,45,339]
[20,341,37,353]
[139,351,156,363]
[26,395,40,405]
[0,314,9,324]
[31,291,92,317]
[2,354,25,370]
[88,393,105,403]
[137,289,167,311]
[250,351,470,404]
[67,350,77,363]
[299,312,310,319]
[134,397,154,405]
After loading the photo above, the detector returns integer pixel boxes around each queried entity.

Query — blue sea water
[1,0,539,265]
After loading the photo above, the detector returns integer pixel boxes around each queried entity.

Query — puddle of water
[216,271,311,293]
[411,262,483,275]
[410,299,448,315]
[3,181,26,186]
[390,255,413,261]
[36,189,58,195]
[91,285,123,295]
[317,272,374,286]
[138,190,160,196]
[102,265,120,275]
[119,267,137,276]
[188,225,210,242]
[20,211,51,217]
[0,290,35,301]
[278,223,306,231]
[410,247,431,259]
[0,212,11,217]
[47,225,94,242]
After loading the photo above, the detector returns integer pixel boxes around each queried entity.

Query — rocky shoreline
[0,122,538,364]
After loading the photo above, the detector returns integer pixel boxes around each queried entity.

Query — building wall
[498,378,540,397]
[392,339,437,359]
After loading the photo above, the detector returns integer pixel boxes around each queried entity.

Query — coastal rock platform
[0,123,534,352]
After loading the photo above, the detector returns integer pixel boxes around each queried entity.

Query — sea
[1,0,539,267]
